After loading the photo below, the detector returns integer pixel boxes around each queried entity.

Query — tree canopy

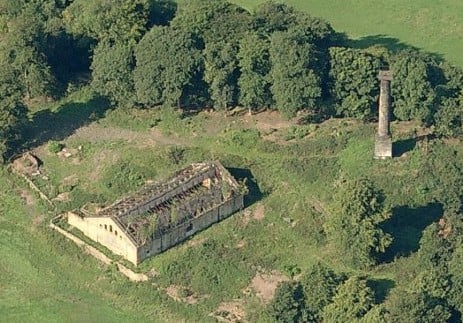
[325,178,392,269]
[134,26,203,108]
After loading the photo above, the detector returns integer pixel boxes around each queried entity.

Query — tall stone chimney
[374,70,393,159]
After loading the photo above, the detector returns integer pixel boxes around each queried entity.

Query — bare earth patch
[248,271,289,304]
[164,285,205,305]
[52,192,70,202]
[239,110,295,144]
[240,204,265,227]
[18,189,44,225]
[68,123,188,148]
[212,300,247,323]
[253,203,265,221]
[19,189,35,206]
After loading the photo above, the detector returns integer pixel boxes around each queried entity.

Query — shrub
[48,141,64,153]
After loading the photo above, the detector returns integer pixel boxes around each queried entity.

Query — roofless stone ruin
[67,161,245,265]
[374,70,393,159]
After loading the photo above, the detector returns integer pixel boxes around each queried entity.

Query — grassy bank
[2,87,460,320]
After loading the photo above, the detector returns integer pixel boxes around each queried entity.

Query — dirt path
[69,110,295,147]
[69,124,187,147]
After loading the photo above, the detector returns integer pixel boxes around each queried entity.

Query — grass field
[2,87,460,320]
[230,0,463,67]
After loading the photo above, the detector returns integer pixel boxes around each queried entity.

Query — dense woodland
[1,0,463,322]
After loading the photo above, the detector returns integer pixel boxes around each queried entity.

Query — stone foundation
[374,134,392,159]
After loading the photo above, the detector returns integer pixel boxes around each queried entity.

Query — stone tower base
[374,134,392,159]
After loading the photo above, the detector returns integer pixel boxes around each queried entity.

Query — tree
[448,243,463,314]
[269,31,321,118]
[0,64,28,162]
[423,144,463,212]
[300,262,345,321]
[63,0,150,44]
[268,281,306,323]
[252,1,297,35]
[329,47,381,119]
[390,50,436,123]
[237,32,272,113]
[171,0,251,44]
[384,288,452,323]
[324,178,392,269]
[134,26,203,108]
[91,41,136,107]
[323,276,375,323]
[0,1,57,98]
[204,41,240,110]
[434,91,463,137]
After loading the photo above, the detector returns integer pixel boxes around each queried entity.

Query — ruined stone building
[67,161,244,265]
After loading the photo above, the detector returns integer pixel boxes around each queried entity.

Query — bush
[283,125,316,141]
[48,141,64,153]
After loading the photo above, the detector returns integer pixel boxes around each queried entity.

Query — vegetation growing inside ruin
[1,0,463,322]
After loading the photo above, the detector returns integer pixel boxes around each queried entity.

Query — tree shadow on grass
[393,138,416,157]
[393,135,428,157]
[349,34,419,52]
[348,34,444,62]
[226,167,263,207]
[19,96,111,153]
[379,203,443,263]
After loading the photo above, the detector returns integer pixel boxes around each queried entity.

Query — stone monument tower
[374,70,393,159]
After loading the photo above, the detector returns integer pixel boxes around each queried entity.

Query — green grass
[3,88,462,320]
[230,0,463,67]
[0,172,183,323]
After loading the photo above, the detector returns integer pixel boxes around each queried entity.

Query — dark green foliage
[91,41,136,107]
[204,41,240,109]
[325,178,392,269]
[423,144,463,212]
[269,281,307,323]
[436,63,463,99]
[47,140,64,154]
[134,26,203,107]
[253,1,297,36]
[171,0,251,44]
[448,243,463,313]
[384,288,452,323]
[269,31,321,118]
[329,47,380,119]
[237,32,272,111]
[0,64,28,162]
[434,92,463,137]
[390,50,436,123]
[322,276,375,322]
[300,263,345,320]
[147,0,177,27]
[291,13,335,49]
[0,1,57,99]
[63,0,150,43]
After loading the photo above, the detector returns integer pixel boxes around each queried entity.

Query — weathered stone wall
[138,194,244,263]
[68,212,138,264]
[219,195,244,220]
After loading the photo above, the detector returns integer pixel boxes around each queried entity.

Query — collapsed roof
[80,161,242,245]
